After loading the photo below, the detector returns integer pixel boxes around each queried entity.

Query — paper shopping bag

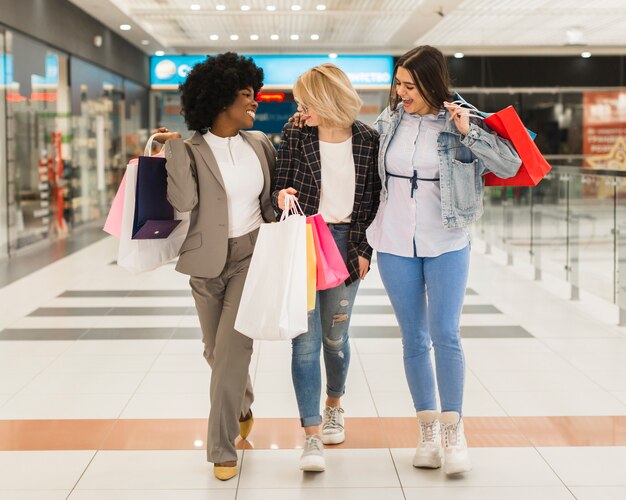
[132,155,181,239]
[116,139,189,274]
[307,214,349,290]
[235,214,308,340]
[306,222,317,311]
[481,106,552,186]
[103,173,127,238]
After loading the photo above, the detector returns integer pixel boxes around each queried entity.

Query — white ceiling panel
[68,0,626,55]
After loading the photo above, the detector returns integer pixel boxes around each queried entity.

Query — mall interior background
[1,0,626,317]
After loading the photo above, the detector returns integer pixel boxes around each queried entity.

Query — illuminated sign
[150,54,394,89]
[257,92,285,103]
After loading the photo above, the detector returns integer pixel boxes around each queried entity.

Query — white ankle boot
[412,410,443,468]
[440,411,472,475]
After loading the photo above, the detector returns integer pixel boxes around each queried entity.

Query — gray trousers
[189,228,258,464]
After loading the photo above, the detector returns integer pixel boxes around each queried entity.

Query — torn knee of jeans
[331,313,349,327]
[339,300,349,307]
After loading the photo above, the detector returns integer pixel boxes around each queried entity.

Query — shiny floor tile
[538,447,626,486]
[0,450,95,490]
[75,450,239,490]
[238,448,400,488]
[391,447,563,487]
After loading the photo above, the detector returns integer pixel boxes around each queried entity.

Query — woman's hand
[278,188,298,210]
[287,112,306,128]
[443,102,470,137]
[358,256,370,280]
[151,127,181,143]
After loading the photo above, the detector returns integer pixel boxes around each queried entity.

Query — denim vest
[374,101,521,229]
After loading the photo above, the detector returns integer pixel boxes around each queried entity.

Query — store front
[0,30,148,255]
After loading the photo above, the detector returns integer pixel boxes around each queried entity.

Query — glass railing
[475,166,626,324]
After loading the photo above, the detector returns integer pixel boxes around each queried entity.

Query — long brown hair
[389,45,453,111]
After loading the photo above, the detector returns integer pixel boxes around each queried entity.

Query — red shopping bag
[306,214,349,290]
[482,106,551,187]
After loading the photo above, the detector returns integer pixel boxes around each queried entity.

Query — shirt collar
[203,130,243,147]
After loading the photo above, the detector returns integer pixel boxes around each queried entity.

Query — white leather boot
[412,410,443,468]
[440,411,472,475]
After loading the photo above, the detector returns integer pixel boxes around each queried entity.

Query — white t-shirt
[203,131,264,238]
[318,138,355,223]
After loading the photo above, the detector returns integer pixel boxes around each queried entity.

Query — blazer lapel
[190,131,226,190]
[301,128,322,190]
[351,123,367,207]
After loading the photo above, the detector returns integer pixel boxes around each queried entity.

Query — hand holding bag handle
[446,97,551,187]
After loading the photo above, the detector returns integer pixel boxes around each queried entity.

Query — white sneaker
[412,410,442,469]
[321,406,345,445]
[440,411,472,475]
[300,435,325,472]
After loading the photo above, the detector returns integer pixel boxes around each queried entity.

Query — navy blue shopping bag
[131,155,181,239]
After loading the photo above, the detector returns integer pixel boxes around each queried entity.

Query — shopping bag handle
[144,134,161,156]
[280,194,305,221]
[446,100,486,120]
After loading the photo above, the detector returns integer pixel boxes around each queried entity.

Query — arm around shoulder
[164,138,198,212]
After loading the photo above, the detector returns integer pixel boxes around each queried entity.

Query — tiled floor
[0,235,625,499]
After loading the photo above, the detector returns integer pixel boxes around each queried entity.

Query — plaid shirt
[271,120,381,286]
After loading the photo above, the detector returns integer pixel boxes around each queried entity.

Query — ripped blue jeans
[291,223,360,427]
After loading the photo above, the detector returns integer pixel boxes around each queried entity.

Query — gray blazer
[163,130,276,278]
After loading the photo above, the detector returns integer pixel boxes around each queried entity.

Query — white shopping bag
[117,136,190,274]
[235,196,308,340]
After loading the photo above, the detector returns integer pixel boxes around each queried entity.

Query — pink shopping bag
[103,172,127,238]
[306,214,349,290]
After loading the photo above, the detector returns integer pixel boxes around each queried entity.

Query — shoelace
[442,423,460,447]
[324,407,344,430]
[420,421,437,443]
[305,435,323,453]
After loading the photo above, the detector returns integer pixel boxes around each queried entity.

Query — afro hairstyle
[179,52,264,133]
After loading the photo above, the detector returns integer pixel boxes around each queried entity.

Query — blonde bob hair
[293,63,362,129]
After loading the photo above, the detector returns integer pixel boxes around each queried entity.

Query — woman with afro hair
[154,52,276,481]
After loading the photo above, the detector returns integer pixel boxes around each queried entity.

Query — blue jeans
[291,224,360,427]
[377,245,470,415]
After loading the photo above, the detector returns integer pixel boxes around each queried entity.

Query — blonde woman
[271,64,381,472]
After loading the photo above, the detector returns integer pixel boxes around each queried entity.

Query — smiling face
[221,87,259,130]
[394,66,438,116]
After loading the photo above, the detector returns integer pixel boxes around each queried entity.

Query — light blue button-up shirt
[368,109,469,258]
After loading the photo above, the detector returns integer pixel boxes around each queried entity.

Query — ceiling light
[155,50,165,56]
[310,34,319,40]
[454,52,464,58]
[141,39,150,45]
[119,24,131,31]
[291,5,301,11]
[190,3,201,10]
[270,34,279,40]
[328,53,338,59]
[250,34,259,40]
[216,4,226,10]
[241,5,250,10]
[266,5,276,11]
[230,34,239,40]
[210,34,219,40]
[581,51,591,58]
[290,34,299,40]
[316,4,326,10]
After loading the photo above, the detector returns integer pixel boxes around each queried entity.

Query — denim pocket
[451,159,479,211]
